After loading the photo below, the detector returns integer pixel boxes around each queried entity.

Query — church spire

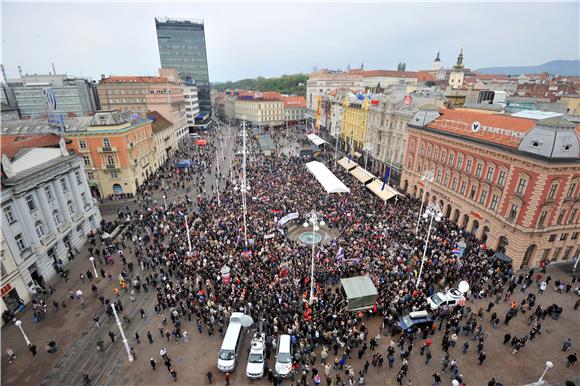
[454,49,464,71]
[434,51,440,62]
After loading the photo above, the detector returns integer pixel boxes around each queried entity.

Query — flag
[335,247,344,263]
[347,143,351,162]
[451,248,461,255]
[381,167,390,191]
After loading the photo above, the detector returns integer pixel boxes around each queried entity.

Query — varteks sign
[471,121,525,139]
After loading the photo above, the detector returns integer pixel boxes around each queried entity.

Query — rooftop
[360,70,417,78]
[147,111,173,133]
[1,133,66,160]
[100,76,169,84]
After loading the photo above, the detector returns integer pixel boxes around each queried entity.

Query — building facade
[283,96,306,124]
[5,74,98,118]
[155,17,211,113]
[183,83,200,130]
[306,70,365,111]
[234,92,285,127]
[402,108,580,269]
[341,96,370,153]
[1,139,101,312]
[148,111,179,170]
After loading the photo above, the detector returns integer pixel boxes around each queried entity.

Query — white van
[274,334,293,378]
[217,312,244,372]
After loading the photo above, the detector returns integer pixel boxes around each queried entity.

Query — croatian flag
[335,247,344,262]
[451,247,461,255]
[381,167,390,191]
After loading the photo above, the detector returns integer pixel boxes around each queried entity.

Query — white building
[306,70,365,111]
[183,84,200,131]
[1,138,101,310]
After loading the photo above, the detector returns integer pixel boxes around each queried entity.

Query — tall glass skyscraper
[155,17,211,113]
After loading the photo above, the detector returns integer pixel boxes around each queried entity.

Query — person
[134,332,140,344]
[150,357,157,370]
[432,373,441,385]
[487,378,496,386]
[566,352,577,367]
[109,331,115,343]
[6,347,16,364]
[478,351,487,365]
[82,373,91,386]
[207,371,213,384]
[29,343,37,356]
[130,347,136,360]
[96,339,104,352]
[147,331,154,344]
[562,338,572,351]
[170,368,177,382]
[225,372,230,386]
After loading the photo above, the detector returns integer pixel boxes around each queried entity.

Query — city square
[1,2,580,386]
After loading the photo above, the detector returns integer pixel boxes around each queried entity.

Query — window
[475,163,483,177]
[568,208,578,224]
[566,182,577,198]
[548,234,556,242]
[479,190,489,205]
[451,177,458,191]
[516,178,528,195]
[547,182,558,200]
[444,173,450,186]
[53,210,62,225]
[571,232,578,240]
[448,153,455,167]
[60,178,69,192]
[111,170,119,179]
[553,248,562,260]
[440,149,447,163]
[490,195,499,210]
[67,200,75,216]
[87,171,95,180]
[485,167,494,182]
[83,155,91,166]
[538,211,548,227]
[35,221,46,239]
[497,170,506,186]
[14,233,26,252]
[508,204,519,221]
[436,170,442,183]
[433,147,439,160]
[457,156,463,170]
[560,233,568,241]
[556,209,565,225]
[75,170,82,184]
[563,246,573,260]
[25,194,37,211]
[44,185,54,201]
[79,139,87,149]
[81,192,88,206]
[542,249,550,259]
[465,159,473,174]
[460,181,467,195]
[470,185,477,199]
[107,155,115,165]
[3,206,16,224]
[103,138,111,149]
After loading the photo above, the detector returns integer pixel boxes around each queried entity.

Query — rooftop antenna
[17,65,23,77]
[51,62,56,75]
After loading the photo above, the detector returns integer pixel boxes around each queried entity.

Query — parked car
[246,333,266,379]
[427,288,466,310]
[399,310,433,334]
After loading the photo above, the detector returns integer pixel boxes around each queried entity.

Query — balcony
[97,146,118,153]
[40,232,56,246]
[105,164,118,170]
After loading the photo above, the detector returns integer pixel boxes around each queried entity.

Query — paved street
[2,126,580,386]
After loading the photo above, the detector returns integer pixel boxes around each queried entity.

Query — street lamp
[234,118,249,247]
[416,202,443,288]
[14,320,31,346]
[162,194,167,210]
[110,302,133,362]
[415,170,435,234]
[303,211,325,303]
[538,361,554,383]
[89,256,99,278]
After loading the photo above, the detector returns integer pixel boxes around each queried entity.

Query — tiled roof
[416,71,435,82]
[282,96,306,108]
[361,70,417,78]
[146,111,173,134]
[425,109,537,149]
[101,76,169,84]
[1,134,65,160]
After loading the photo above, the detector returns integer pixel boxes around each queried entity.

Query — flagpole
[387,148,394,186]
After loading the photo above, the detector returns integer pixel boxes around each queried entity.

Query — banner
[278,212,299,227]
[264,233,275,239]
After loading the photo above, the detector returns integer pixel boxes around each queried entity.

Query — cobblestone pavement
[2,126,579,386]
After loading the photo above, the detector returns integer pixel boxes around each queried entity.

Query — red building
[402,107,580,268]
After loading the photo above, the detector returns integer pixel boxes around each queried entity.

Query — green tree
[212,74,308,96]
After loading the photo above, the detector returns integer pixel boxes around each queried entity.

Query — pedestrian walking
[225,371,231,386]
[134,332,140,344]
[108,331,115,343]
[562,338,572,351]
[150,357,157,370]
[147,331,154,344]
[207,371,213,384]
[478,351,487,365]
[566,353,577,367]
[29,343,37,356]
[170,368,177,382]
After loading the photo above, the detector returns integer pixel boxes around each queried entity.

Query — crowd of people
[8,122,578,386]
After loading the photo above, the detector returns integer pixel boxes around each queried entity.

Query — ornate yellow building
[341,95,370,152]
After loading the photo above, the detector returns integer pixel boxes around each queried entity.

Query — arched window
[67,200,75,215]
[103,138,111,148]
[107,155,115,165]
[53,210,62,225]
[35,221,46,239]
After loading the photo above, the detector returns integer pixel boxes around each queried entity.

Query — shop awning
[337,157,357,171]
[306,133,328,147]
[340,276,378,311]
[305,161,350,193]
[353,151,362,158]
[366,179,402,201]
[493,252,513,263]
[349,167,375,185]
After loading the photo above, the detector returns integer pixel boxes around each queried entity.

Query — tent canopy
[494,252,513,263]
[350,167,375,185]
[176,159,193,168]
[306,133,328,147]
[305,161,350,193]
[258,135,275,153]
[337,157,357,171]
[340,276,378,311]
[366,180,402,202]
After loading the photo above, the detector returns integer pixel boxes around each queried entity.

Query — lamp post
[110,302,133,362]
[538,360,554,383]
[416,202,443,288]
[415,170,435,234]
[14,320,31,346]
[89,256,98,278]
[215,149,221,206]
[162,194,167,210]
[363,145,373,170]
[303,211,325,303]
[234,118,249,246]
[334,120,341,168]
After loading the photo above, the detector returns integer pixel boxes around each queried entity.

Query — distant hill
[212,74,308,96]
[477,59,580,76]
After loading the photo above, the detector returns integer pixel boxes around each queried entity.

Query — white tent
[366,179,402,201]
[306,161,350,193]
[306,133,329,147]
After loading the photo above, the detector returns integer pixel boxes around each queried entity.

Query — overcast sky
[2,2,579,82]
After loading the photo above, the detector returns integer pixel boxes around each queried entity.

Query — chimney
[59,137,68,156]
[2,154,15,178]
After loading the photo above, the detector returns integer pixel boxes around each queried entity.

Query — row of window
[541,245,580,262]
